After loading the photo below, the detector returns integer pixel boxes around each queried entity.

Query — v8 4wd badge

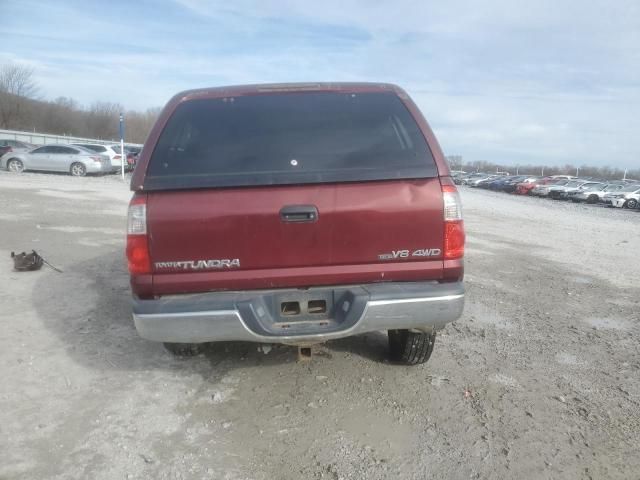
[378,248,442,260]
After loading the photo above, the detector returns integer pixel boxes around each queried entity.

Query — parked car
[481,176,516,190]
[127,82,465,365]
[469,175,499,187]
[612,192,640,209]
[1,144,112,176]
[457,173,487,185]
[0,139,35,158]
[500,175,533,193]
[481,176,509,190]
[501,176,530,193]
[606,185,640,208]
[71,143,126,171]
[482,178,503,190]
[125,151,138,170]
[530,179,571,197]
[561,181,604,200]
[548,180,602,200]
[549,175,577,180]
[515,177,552,195]
[571,183,625,203]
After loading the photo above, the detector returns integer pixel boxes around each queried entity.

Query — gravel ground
[1,172,638,480]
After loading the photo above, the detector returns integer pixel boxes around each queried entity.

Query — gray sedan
[0,145,112,176]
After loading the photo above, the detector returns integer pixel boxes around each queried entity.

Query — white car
[606,185,640,208]
[547,180,601,199]
[558,181,604,200]
[71,143,125,171]
[1,144,112,176]
[571,183,625,203]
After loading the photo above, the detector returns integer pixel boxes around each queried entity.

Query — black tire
[163,342,202,357]
[70,162,86,177]
[7,158,24,173]
[586,195,598,204]
[388,329,436,365]
[626,198,638,209]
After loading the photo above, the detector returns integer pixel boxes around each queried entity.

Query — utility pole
[119,113,125,180]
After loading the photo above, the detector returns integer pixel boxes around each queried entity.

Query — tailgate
[147,178,444,293]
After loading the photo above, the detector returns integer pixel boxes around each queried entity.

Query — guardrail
[0,128,143,148]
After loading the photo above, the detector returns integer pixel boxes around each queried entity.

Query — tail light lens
[126,196,150,274]
[114,155,122,160]
[442,184,465,259]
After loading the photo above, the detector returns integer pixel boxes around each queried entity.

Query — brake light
[126,196,150,274]
[114,155,122,160]
[442,184,465,259]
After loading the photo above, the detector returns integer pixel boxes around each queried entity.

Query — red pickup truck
[127,83,464,364]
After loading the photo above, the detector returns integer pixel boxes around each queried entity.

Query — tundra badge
[155,259,241,270]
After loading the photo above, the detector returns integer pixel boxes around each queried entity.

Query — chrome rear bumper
[132,281,464,344]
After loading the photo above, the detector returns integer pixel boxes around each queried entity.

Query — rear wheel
[7,159,24,173]
[388,329,436,365]
[70,162,86,176]
[586,195,598,204]
[163,342,202,357]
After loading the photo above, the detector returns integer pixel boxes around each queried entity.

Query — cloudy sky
[2,0,639,168]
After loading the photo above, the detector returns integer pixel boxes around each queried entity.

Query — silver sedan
[0,144,112,176]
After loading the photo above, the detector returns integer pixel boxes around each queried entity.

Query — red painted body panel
[146,179,445,295]
[130,83,462,297]
[152,261,445,295]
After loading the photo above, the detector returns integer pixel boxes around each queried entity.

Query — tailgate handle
[280,205,319,223]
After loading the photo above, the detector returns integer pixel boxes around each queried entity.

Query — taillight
[126,196,150,274]
[114,155,122,160]
[442,184,465,259]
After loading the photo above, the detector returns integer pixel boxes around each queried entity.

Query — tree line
[1,62,638,177]
[0,63,159,144]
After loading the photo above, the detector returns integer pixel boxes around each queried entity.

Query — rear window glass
[144,92,436,190]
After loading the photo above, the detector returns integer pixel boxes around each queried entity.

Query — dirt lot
[1,172,639,480]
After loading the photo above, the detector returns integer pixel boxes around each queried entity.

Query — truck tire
[388,329,436,365]
[163,342,202,357]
